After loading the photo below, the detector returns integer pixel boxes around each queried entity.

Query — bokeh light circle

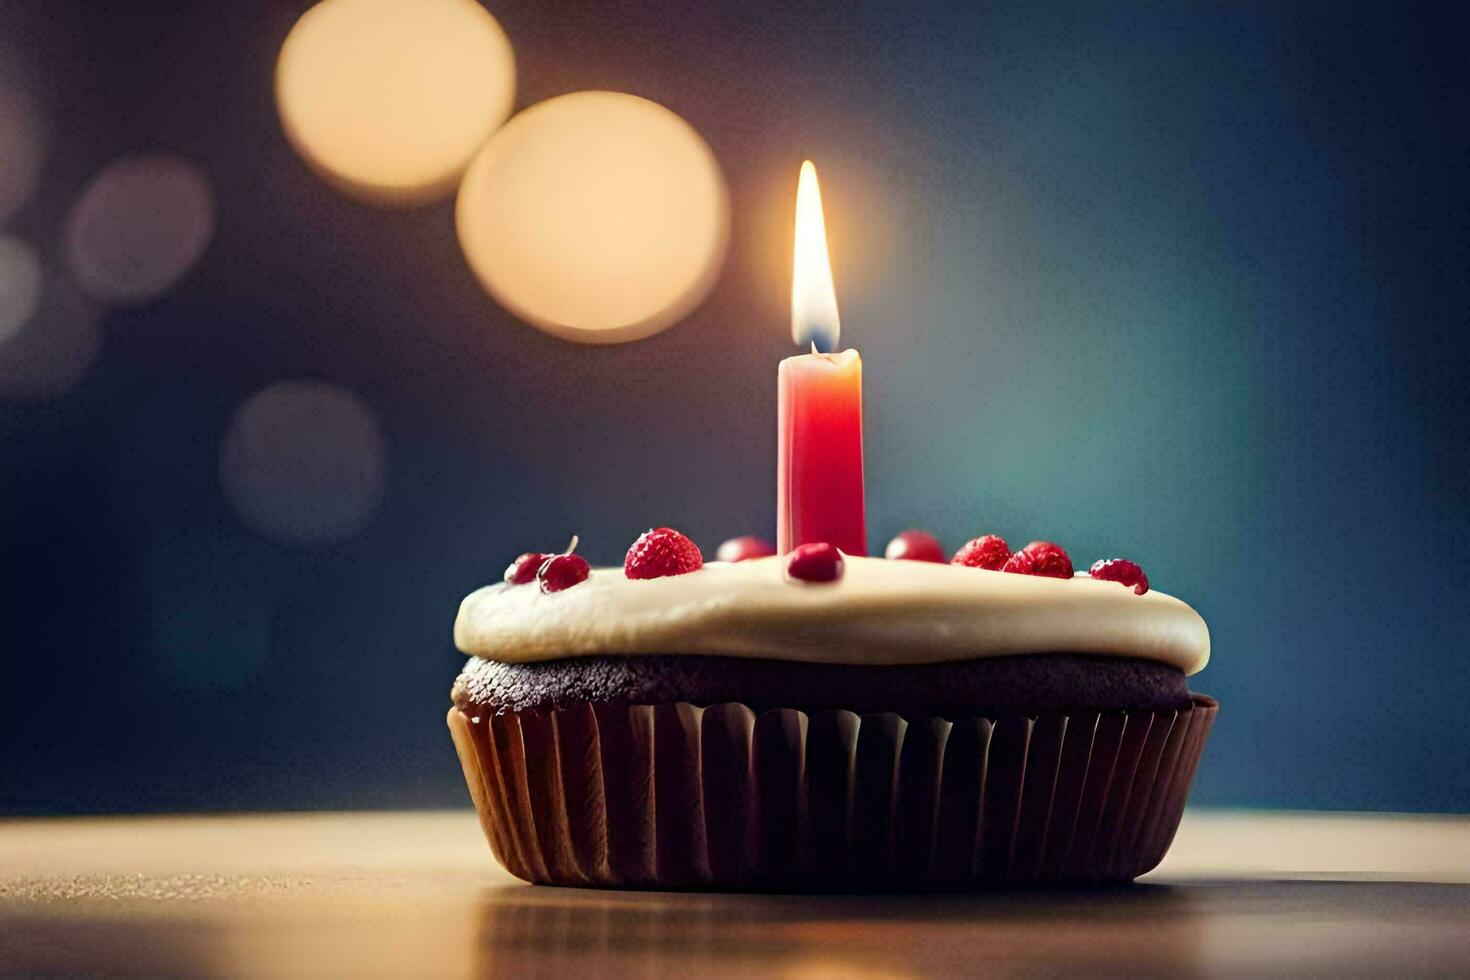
[219,379,388,546]
[276,0,516,205]
[0,236,42,344]
[0,81,46,225]
[64,152,215,305]
[456,91,729,343]
[0,265,103,401]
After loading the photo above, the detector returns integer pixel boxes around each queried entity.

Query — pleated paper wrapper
[448,695,1217,890]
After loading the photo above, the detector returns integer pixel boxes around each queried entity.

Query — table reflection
[472,883,1209,976]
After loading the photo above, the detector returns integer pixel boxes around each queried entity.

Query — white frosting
[454,556,1210,676]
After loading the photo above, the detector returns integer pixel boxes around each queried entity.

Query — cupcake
[448,529,1215,890]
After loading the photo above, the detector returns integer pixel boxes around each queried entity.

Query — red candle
[777,161,867,556]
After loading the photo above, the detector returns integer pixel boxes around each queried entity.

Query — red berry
[1001,541,1074,579]
[952,534,1012,570]
[716,535,776,563]
[538,553,590,594]
[1090,558,1150,595]
[625,527,704,579]
[785,542,844,583]
[504,552,551,585]
[885,529,945,563]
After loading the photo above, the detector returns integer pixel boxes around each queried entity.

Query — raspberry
[716,535,776,563]
[952,534,1012,570]
[785,542,844,583]
[538,553,590,594]
[1089,558,1150,595]
[885,529,946,563]
[625,527,705,579]
[1001,541,1074,579]
[504,552,551,585]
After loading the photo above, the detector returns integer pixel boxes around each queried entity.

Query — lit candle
[777,161,867,556]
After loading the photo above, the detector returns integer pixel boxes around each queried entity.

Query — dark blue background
[3,1,1467,814]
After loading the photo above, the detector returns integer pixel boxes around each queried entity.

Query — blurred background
[2,0,1465,815]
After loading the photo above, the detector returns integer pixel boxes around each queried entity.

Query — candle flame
[791,160,840,352]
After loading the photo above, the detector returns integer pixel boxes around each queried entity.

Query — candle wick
[810,341,819,355]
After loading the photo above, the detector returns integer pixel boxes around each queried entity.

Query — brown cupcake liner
[448,694,1217,891]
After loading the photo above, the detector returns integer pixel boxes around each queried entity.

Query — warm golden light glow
[275,0,515,206]
[456,91,729,344]
[791,160,840,351]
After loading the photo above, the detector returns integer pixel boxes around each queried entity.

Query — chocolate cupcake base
[448,693,1217,891]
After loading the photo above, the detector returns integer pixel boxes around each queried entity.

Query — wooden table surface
[2,810,1467,977]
